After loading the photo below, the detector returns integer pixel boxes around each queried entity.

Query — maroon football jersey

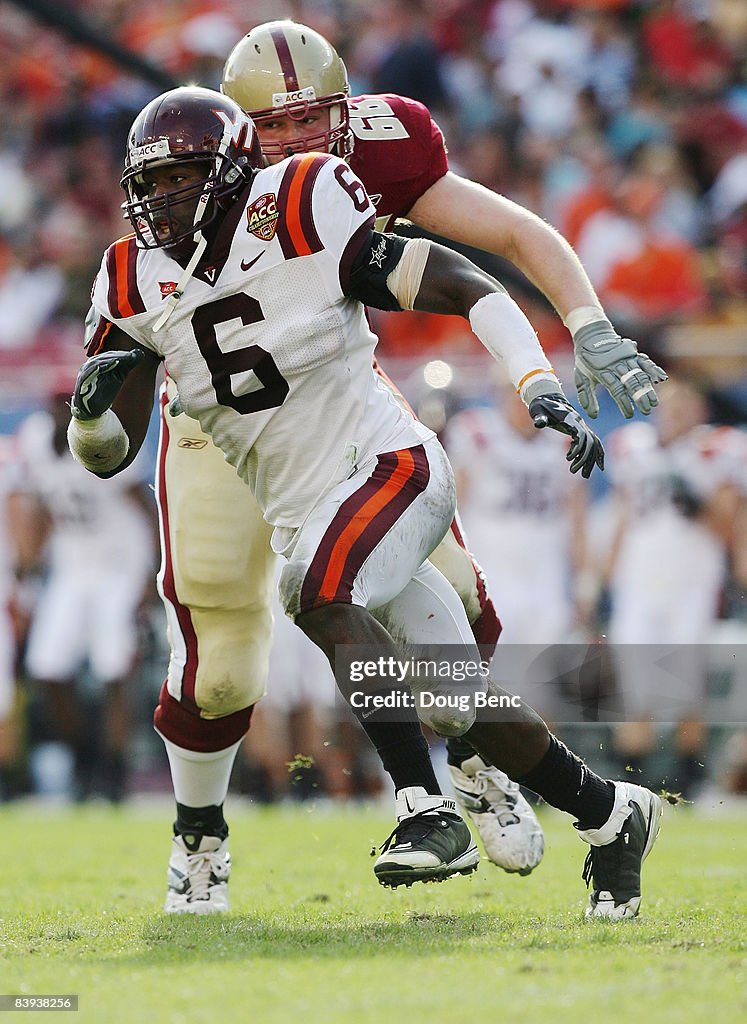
[347,94,448,228]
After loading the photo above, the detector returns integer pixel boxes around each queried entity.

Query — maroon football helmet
[121,86,263,249]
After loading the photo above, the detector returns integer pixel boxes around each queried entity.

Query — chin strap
[152,188,212,334]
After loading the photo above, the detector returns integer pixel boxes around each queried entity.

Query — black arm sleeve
[345,229,410,312]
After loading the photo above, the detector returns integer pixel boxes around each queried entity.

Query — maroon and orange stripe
[299,445,430,613]
[276,154,327,259]
[105,234,145,318]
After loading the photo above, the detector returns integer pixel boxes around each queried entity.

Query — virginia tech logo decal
[246,193,279,241]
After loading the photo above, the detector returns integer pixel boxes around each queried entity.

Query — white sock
[160,735,242,807]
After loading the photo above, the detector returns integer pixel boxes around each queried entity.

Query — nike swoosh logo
[241,252,264,272]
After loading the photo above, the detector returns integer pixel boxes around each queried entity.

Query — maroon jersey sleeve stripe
[125,236,146,315]
[105,235,144,318]
[276,155,326,260]
[297,154,326,253]
[270,25,299,92]
[106,243,120,318]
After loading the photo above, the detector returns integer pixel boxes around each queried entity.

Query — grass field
[0,800,744,1024]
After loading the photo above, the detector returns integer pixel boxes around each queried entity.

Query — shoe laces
[379,810,453,853]
[184,849,223,902]
[472,767,521,826]
[582,833,622,890]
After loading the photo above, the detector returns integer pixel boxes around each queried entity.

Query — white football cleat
[448,755,544,875]
[577,781,663,920]
[164,833,230,914]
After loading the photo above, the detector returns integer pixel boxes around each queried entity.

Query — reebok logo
[177,438,208,450]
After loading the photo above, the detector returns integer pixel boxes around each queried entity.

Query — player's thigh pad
[278,439,456,620]
[427,523,485,625]
[158,382,275,714]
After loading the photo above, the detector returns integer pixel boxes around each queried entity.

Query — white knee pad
[414,692,476,737]
[173,604,273,717]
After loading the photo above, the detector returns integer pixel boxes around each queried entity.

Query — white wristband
[67,409,129,473]
[563,304,608,336]
[468,291,560,403]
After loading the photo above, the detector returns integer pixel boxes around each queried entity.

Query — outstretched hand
[529,393,605,479]
[71,349,145,422]
[573,322,668,420]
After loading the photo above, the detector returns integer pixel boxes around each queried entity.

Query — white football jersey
[607,421,742,620]
[15,411,154,576]
[91,153,431,528]
[445,406,578,643]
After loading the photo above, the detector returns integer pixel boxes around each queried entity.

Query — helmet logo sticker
[246,193,279,241]
[131,138,171,164]
[273,86,316,107]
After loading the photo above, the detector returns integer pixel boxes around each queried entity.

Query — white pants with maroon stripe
[156,382,492,742]
[276,436,483,735]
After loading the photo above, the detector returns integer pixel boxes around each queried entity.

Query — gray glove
[528,393,605,479]
[71,349,144,421]
[573,320,667,419]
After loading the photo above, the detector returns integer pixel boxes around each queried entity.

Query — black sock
[175,802,228,851]
[517,735,615,829]
[359,718,441,794]
[446,736,478,767]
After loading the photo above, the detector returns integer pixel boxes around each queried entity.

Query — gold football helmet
[221,20,351,158]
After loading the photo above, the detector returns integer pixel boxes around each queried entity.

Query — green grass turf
[0,801,744,1024]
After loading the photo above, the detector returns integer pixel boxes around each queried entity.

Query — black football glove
[70,349,144,422]
[529,393,605,479]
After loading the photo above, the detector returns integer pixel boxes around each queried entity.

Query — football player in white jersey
[68,86,663,920]
[16,390,156,801]
[604,378,747,796]
[133,20,667,907]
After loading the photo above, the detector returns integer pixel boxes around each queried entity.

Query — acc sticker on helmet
[246,193,279,240]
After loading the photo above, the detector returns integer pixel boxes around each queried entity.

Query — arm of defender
[347,230,604,477]
[68,316,161,478]
[407,171,667,419]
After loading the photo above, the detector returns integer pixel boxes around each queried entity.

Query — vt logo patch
[246,193,279,241]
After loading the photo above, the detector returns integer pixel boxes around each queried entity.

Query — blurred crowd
[0,0,745,804]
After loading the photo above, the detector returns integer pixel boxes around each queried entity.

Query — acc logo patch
[246,193,279,241]
[159,281,178,299]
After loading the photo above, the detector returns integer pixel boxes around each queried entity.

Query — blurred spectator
[355,1,448,114]
[575,169,708,333]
